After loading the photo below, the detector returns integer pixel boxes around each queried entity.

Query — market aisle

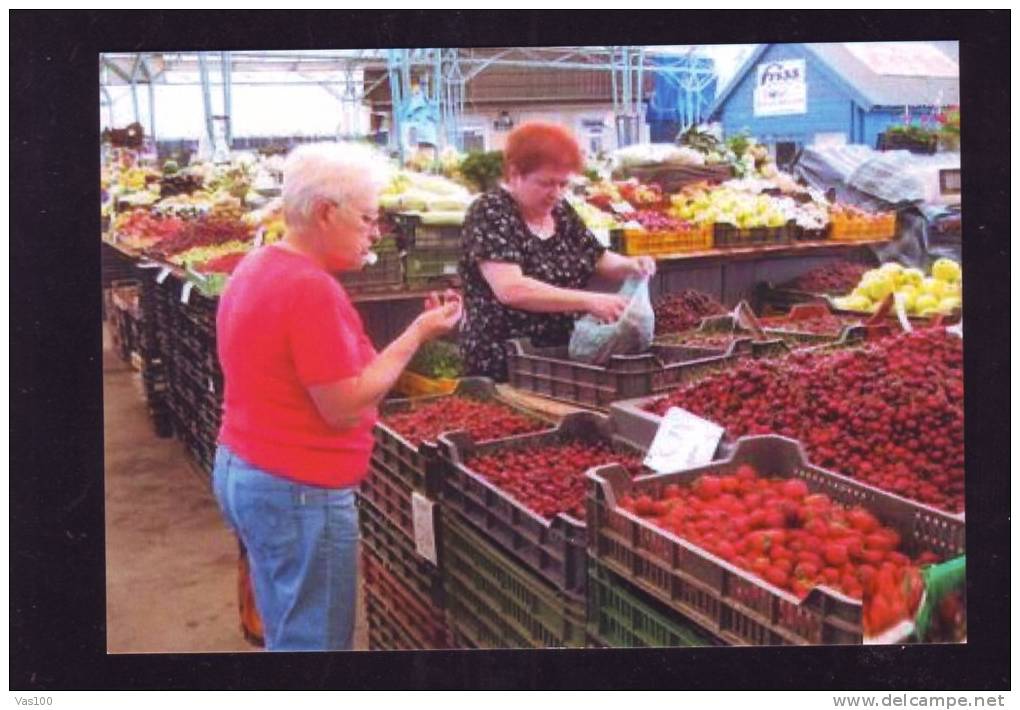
[104,323,370,653]
[104,324,256,653]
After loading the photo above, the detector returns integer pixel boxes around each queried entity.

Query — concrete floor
[103,322,367,653]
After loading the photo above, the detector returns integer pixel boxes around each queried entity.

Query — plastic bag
[569,277,655,365]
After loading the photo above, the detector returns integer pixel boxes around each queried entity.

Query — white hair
[281,141,391,229]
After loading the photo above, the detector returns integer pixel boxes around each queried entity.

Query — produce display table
[649,239,887,310]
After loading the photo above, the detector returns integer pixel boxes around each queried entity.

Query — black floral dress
[459,187,607,381]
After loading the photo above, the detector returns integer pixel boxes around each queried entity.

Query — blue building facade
[708,43,957,157]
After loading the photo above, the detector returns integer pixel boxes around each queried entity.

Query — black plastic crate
[506,336,746,411]
[362,547,453,650]
[440,510,586,649]
[436,411,647,599]
[356,495,444,608]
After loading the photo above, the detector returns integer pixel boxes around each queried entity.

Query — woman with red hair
[459,121,655,381]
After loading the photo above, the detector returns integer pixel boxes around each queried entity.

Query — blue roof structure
[709,42,960,118]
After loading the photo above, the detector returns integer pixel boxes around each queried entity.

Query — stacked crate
[136,269,174,438]
[359,394,454,650]
[152,274,223,476]
[434,411,645,649]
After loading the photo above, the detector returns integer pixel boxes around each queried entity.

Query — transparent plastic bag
[569,276,655,365]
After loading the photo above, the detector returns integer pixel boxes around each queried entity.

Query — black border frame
[10,10,1010,690]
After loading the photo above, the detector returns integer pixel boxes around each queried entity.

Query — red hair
[503,121,583,179]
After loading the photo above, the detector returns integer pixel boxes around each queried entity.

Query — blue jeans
[212,444,360,651]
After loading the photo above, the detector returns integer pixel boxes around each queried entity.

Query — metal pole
[197,52,215,146]
[129,54,141,124]
[142,57,156,144]
[221,51,233,146]
[387,48,404,161]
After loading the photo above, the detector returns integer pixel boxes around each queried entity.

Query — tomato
[619,495,635,512]
[822,567,841,584]
[781,478,809,500]
[794,561,819,579]
[634,495,656,516]
[824,543,849,566]
[764,509,786,529]
[847,508,880,533]
[735,464,756,481]
[716,540,737,562]
[720,475,740,494]
[662,483,683,500]
[695,475,723,500]
[764,566,789,589]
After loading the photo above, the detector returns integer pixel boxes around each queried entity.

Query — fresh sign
[753,59,807,117]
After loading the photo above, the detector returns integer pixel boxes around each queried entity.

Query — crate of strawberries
[436,411,648,598]
[585,435,965,645]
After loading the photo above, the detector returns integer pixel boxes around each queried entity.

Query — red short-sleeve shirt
[216,245,378,487]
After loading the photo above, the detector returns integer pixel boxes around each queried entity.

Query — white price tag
[591,226,611,247]
[180,280,194,304]
[253,227,266,248]
[946,320,963,338]
[643,407,725,474]
[137,261,162,269]
[893,293,913,333]
[610,200,636,215]
[442,263,458,275]
[411,492,438,565]
[156,267,171,284]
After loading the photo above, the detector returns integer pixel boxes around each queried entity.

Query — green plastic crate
[405,246,461,286]
[440,510,586,649]
[587,560,720,648]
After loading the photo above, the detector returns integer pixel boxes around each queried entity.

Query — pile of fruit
[832,259,961,317]
[152,215,254,259]
[468,439,645,521]
[618,465,939,635]
[653,290,728,335]
[630,210,690,233]
[113,210,184,247]
[193,251,248,275]
[670,186,790,229]
[760,313,855,336]
[159,172,205,199]
[647,328,964,513]
[829,204,897,238]
[382,396,550,446]
[781,261,874,294]
[662,333,739,350]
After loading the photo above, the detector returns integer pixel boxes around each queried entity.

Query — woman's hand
[630,255,657,278]
[414,290,463,341]
[585,292,629,324]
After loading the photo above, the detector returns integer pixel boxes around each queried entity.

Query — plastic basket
[362,547,453,650]
[393,370,459,398]
[356,494,445,607]
[405,246,462,287]
[338,248,403,293]
[586,435,966,646]
[587,559,721,648]
[440,509,587,649]
[436,411,646,598]
[617,224,712,256]
[391,212,463,249]
[830,213,897,242]
[505,336,744,412]
[713,222,793,248]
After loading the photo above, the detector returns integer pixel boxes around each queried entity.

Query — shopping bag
[569,276,655,365]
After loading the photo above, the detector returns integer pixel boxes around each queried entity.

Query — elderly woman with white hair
[212,142,462,651]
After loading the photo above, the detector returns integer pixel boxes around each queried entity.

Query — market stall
[102,111,965,652]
